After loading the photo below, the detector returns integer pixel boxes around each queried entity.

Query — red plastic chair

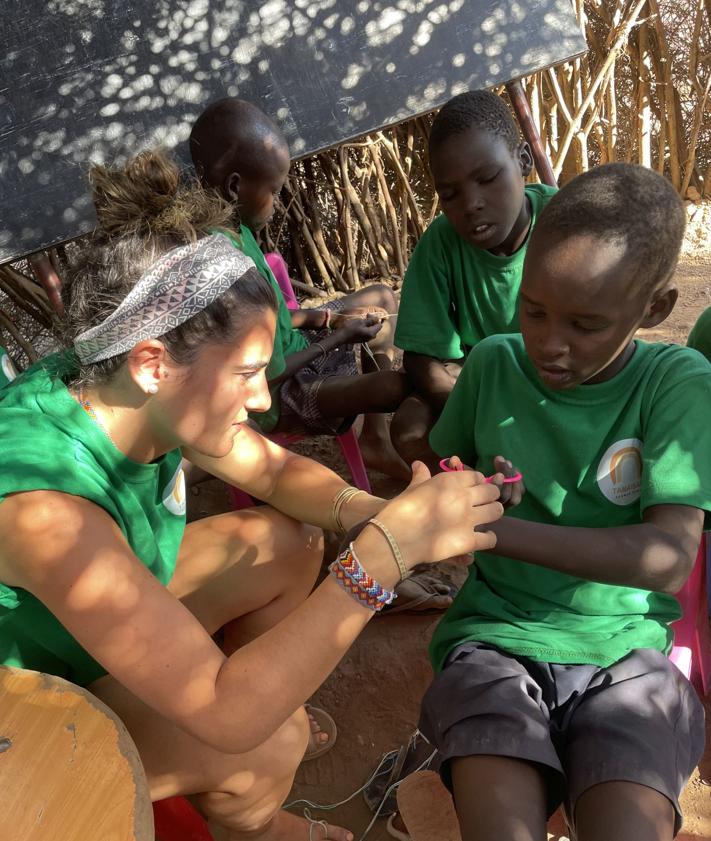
[153,796,212,840]
[670,533,711,696]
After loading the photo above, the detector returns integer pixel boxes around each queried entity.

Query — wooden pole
[506,80,557,186]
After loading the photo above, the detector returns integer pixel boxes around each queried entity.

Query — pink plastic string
[439,458,523,484]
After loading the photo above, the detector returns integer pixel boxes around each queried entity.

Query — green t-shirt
[0,354,186,686]
[395,183,557,360]
[221,226,308,431]
[429,334,711,671]
[0,347,18,388]
[687,305,711,363]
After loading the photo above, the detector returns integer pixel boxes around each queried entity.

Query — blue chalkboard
[0,0,585,263]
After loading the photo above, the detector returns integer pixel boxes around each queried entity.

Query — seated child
[419,163,709,841]
[189,98,411,479]
[0,347,17,388]
[687,305,711,362]
[391,90,557,466]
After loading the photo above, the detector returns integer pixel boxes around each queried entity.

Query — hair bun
[89,149,183,237]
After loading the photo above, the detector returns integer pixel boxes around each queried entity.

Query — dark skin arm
[403,351,463,414]
[270,315,383,386]
[488,503,703,594]
[451,455,703,594]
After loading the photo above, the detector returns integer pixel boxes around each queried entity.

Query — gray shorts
[278,299,359,435]
[419,642,705,834]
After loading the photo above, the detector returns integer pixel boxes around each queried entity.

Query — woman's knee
[193,707,309,833]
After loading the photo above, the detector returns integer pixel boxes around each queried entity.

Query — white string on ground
[285,741,437,841]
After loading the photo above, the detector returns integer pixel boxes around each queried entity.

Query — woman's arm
[0,470,502,752]
[184,425,385,531]
[489,503,704,593]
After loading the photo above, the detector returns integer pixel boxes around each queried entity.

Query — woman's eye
[574,323,606,333]
[480,171,500,184]
[525,310,545,319]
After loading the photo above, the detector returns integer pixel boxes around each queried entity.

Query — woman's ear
[126,340,167,396]
[518,142,534,178]
[640,285,678,329]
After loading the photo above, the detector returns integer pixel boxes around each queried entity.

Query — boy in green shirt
[687,305,711,361]
[420,164,709,840]
[392,90,556,466]
[190,99,411,480]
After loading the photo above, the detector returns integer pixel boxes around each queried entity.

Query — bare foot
[359,434,412,482]
[217,809,353,840]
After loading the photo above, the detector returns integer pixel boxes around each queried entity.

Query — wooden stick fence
[1,0,709,362]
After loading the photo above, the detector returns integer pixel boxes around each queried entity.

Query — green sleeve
[687,306,711,364]
[640,352,711,516]
[429,345,482,464]
[395,217,465,360]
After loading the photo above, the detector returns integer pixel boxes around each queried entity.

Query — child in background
[190,99,411,480]
[391,90,556,466]
[420,164,709,841]
[687,305,711,361]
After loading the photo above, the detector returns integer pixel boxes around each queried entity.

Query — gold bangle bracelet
[331,486,365,534]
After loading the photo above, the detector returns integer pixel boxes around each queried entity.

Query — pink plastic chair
[670,534,711,696]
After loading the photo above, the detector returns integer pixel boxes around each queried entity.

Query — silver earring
[146,384,158,395]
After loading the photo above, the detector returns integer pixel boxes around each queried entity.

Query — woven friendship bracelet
[328,543,396,611]
[366,518,408,581]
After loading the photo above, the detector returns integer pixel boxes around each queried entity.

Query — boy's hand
[334,313,384,344]
[488,455,525,508]
[330,306,389,330]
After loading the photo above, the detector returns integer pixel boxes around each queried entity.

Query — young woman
[0,151,503,841]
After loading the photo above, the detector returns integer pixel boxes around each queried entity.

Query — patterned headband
[74,233,256,364]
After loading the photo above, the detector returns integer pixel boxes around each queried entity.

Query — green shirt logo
[161,464,186,516]
[596,438,643,506]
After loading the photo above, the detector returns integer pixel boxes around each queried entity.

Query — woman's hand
[353,461,503,585]
[488,455,525,508]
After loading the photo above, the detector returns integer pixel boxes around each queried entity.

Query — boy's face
[228,144,291,232]
[430,126,532,254]
[520,233,676,389]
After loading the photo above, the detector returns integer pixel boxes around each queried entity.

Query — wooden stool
[0,666,153,841]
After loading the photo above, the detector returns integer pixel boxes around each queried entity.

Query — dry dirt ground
[188,208,711,841]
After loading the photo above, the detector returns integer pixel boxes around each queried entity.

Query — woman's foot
[304,706,337,760]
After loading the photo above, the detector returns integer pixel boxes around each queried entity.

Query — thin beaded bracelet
[328,543,396,611]
[366,517,409,581]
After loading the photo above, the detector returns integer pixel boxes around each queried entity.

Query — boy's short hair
[428,90,520,156]
[532,163,685,293]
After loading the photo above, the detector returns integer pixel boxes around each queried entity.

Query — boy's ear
[224,171,241,204]
[639,284,678,329]
[518,142,534,178]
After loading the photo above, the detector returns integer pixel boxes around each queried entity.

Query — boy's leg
[336,283,398,367]
[574,781,674,841]
[90,508,352,840]
[390,394,440,471]
[451,755,548,841]
[562,648,705,841]
[419,643,566,841]
[315,371,412,480]
[328,284,411,478]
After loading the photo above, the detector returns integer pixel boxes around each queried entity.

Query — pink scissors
[439,457,523,484]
